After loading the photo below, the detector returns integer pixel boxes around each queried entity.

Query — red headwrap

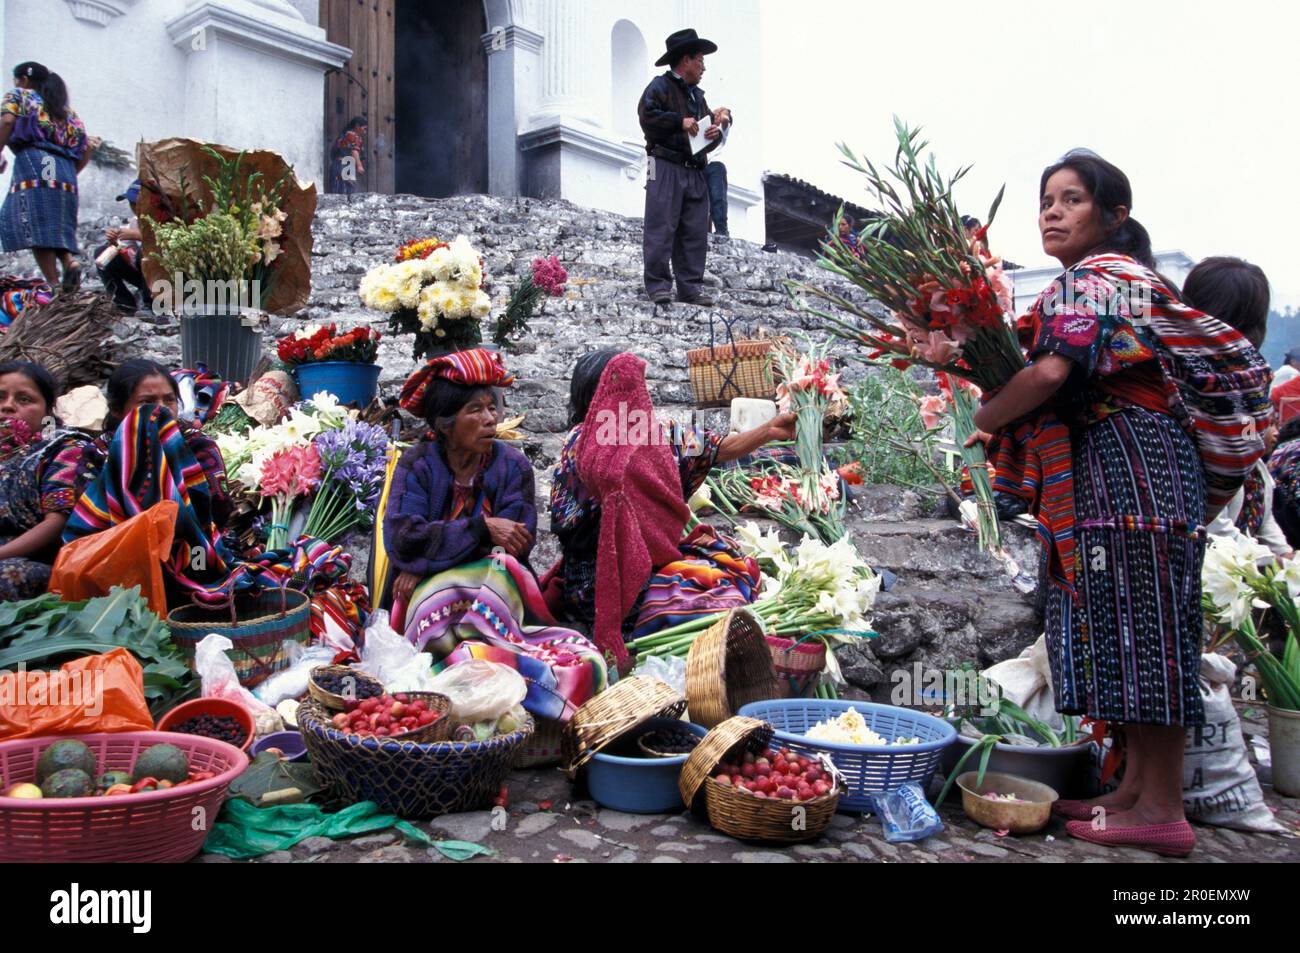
[399,348,515,413]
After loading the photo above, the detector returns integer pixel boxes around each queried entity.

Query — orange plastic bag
[49,501,178,617]
[0,648,155,740]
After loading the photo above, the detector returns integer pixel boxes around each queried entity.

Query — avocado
[40,768,94,798]
[96,770,131,793]
[131,744,189,784]
[35,740,97,783]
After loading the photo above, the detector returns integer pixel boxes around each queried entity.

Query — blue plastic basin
[293,361,381,407]
[585,719,707,814]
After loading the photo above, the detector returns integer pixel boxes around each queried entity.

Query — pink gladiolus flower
[911,330,962,364]
[919,394,949,429]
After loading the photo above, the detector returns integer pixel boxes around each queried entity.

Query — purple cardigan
[383,439,537,577]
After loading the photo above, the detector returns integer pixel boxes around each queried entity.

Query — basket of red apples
[328,692,452,744]
[679,716,841,842]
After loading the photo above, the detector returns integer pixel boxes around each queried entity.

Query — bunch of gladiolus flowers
[774,342,848,540]
[258,444,322,551]
[276,323,380,367]
[785,117,1023,395]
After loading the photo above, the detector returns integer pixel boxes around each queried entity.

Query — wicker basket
[686,608,780,728]
[514,716,565,769]
[561,676,686,777]
[307,664,384,711]
[766,635,827,699]
[679,716,839,843]
[687,340,776,409]
[297,699,530,818]
[315,691,452,745]
[167,588,311,688]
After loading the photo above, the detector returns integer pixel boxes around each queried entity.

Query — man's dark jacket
[637,71,730,170]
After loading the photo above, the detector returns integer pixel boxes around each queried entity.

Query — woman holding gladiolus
[971,151,1267,858]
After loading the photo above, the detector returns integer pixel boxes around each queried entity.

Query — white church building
[0,0,765,239]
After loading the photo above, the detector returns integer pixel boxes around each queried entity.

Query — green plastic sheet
[203,799,495,862]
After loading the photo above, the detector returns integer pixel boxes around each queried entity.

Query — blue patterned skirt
[1046,406,1207,727]
[0,146,80,253]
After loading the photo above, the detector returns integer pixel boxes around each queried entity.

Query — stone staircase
[2,191,1043,688]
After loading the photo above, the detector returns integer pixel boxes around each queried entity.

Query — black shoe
[677,290,718,307]
[650,291,674,306]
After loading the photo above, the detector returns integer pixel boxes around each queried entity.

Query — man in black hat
[638,28,732,307]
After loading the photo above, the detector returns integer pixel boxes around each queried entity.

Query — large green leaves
[0,586,194,714]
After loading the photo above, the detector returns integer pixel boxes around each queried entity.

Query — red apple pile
[330,693,442,738]
[713,747,834,801]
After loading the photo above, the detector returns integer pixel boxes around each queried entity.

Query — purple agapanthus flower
[307,420,392,540]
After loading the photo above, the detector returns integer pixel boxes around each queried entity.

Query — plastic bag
[203,798,493,861]
[0,648,155,740]
[1184,653,1283,833]
[356,609,439,692]
[870,782,944,843]
[252,643,337,707]
[632,654,687,696]
[195,634,282,736]
[48,501,178,618]
[430,659,527,724]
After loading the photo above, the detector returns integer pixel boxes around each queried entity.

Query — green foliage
[832,368,953,493]
[148,211,259,286]
[0,587,194,717]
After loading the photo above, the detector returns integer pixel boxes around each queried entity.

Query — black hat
[655,28,718,67]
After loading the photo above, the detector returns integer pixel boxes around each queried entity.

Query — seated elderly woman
[547,349,795,670]
[63,359,233,601]
[383,349,606,721]
[0,361,94,600]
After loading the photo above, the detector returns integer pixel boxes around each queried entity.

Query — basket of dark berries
[638,723,703,758]
[156,698,255,752]
[308,665,385,711]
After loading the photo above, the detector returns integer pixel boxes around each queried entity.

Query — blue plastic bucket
[294,361,381,407]
[585,719,707,814]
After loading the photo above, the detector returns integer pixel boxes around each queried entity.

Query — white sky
[759,0,1300,310]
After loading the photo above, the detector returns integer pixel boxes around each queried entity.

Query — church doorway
[394,0,488,197]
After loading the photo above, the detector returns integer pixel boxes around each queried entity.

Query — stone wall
[1,191,1043,686]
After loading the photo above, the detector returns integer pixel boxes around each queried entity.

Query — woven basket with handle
[687,340,776,409]
[686,608,779,728]
[561,676,686,778]
[167,588,311,688]
[679,716,839,843]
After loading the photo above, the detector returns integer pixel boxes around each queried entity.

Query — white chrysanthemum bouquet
[358,235,490,357]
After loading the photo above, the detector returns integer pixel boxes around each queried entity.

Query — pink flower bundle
[259,444,322,499]
[531,255,568,297]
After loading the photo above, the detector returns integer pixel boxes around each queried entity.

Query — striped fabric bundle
[401,554,607,722]
[1079,253,1272,513]
[64,405,227,587]
[986,413,1075,588]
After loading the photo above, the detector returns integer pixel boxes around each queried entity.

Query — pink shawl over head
[574,352,689,664]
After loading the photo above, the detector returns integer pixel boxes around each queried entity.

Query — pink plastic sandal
[1052,799,1096,821]
[1065,819,1196,857]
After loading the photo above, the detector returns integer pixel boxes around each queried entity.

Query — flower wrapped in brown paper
[135,137,316,315]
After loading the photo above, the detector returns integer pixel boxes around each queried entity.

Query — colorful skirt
[629,523,762,640]
[396,555,608,722]
[1046,406,1206,727]
[0,147,80,253]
